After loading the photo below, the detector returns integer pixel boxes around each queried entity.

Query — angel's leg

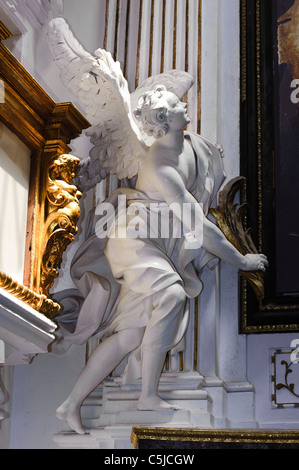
[137,283,187,411]
[56,327,143,434]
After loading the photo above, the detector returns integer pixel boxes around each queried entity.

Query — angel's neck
[159,130,184,151]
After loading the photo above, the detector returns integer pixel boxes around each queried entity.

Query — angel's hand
[242,254,269,272]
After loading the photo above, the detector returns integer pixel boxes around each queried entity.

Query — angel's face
[164,92,190,131]
[134,87,190,139]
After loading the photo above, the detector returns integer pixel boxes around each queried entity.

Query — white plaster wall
[9,344,86,449]
[0,123,31,284]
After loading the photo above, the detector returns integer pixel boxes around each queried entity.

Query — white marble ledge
[222,382,254,393]
[0,287,57,366]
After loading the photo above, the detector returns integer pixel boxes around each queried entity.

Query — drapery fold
[53,132,226,381]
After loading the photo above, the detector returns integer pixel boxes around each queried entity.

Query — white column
[151,0,162,75]
[217,0,248,385]
[200,0,255,428]
[125,0,141,92]
[163,0,175,71]
[136,0,152,84]
[199,0,221,384]
[187,0,200,133]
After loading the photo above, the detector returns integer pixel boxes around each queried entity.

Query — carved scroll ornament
[40,154,82,297]
[0,270,61,318]
[0,24,90,319]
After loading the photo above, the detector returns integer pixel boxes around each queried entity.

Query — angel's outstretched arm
[147,162,268,272]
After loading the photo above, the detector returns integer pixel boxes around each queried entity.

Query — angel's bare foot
[56,402,86,435]
[137,394,183,412]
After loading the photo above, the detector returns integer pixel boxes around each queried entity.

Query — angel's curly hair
[133,85,170,139]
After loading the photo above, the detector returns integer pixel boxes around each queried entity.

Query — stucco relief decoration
[47,18,268,434]
[272,348,299,407]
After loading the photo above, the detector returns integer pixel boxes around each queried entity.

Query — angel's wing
[47,18,147,187]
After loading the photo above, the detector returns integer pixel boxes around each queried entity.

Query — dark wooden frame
[240,0,299,333]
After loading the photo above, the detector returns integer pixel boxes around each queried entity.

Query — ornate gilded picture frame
[0,22,89,319]
[240,0,299,333]
[131,427,299,449]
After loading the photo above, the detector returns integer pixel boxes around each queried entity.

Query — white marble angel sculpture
[48,18,268,434]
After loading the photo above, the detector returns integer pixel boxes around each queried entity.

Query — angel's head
[134,85,189,139]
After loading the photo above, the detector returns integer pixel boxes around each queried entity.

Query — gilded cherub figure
[47,154,82,232]
[41,154,82,295]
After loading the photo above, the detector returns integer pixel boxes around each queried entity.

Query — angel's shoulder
[144,141,174,169]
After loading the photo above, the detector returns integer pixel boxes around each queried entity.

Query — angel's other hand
[242,254,269,272]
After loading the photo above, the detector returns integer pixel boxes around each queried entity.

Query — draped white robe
[54,131,226,382]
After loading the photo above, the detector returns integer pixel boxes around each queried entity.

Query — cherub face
[162,92,190,131]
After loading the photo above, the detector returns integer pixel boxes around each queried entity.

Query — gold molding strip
[241,0,247,103]
[148,0,155,78]
[113,0,120,60]
[241,277,299,333]
[123,0,131,78]
[104,0,109,50]
[0,22,12,41]
[185,0,189,76]
[173,0,178,69]
[194,0,202,370]
[197,0,202,133]
[193,297,198,371]
[256,0,263,254]
[0,271,60,318]
[135,0,143,89]
[131,427,299,448]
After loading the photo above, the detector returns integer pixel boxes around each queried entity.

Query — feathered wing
[48,19,195,189]
[47,17,147,189]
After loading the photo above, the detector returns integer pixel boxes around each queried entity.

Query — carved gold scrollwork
[40,154,82,297]
[0,26,90,320]
[209,176,265,302]
[0,270,60,318]
[0,153,82,318]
